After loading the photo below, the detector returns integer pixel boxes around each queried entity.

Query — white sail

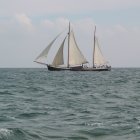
[94,36,107,66]
[34,34,60,64]
[69,30,88,66]
[52,37,66,66]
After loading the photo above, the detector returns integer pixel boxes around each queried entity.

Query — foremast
[93,26,96,68]
[67,22,70,68]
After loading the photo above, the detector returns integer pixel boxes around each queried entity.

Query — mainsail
[93,26,107,67]
[69,30,88,66]
[94,36,107,66]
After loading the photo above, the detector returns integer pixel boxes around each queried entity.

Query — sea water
[0,68,140,140]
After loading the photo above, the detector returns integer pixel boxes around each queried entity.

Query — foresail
[52,36,67,66]
[34,33,61,64]
[94,37,107,66]
[69,30,88,66]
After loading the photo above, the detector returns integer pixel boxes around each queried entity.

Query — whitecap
[0,128,13,138]
[85,122,104,127]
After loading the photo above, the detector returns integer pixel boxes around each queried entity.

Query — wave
[0,91,13,95]
[0,128,13,140]
[0,128,41,140]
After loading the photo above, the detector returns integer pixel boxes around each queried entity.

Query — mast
[93,26,96,68]
[67,22,70,68]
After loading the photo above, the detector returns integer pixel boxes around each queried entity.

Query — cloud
[114,25,128,33]
[41,20,54,29]
[15,14,34,31]
[40,18,69,31]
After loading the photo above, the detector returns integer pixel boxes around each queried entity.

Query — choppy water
[0,68,140,140]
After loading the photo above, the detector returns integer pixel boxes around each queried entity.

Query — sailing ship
[34,22,88,71]
[79,26,111,71]
[34,23,111,71]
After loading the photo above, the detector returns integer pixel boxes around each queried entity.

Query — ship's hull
[47,64,111,71]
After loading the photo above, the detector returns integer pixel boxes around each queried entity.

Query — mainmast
[67,22,70,68]
[93,26,96,68]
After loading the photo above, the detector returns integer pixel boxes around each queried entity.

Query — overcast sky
[0,0,140,68]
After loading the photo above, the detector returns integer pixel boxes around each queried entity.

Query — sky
[0,0,140,68]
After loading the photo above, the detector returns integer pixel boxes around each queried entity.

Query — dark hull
[47,65,111,71]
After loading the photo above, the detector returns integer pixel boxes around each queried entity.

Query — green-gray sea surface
[0,68,140,140]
